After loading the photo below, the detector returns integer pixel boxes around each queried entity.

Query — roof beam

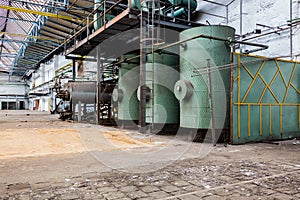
[40,26,69,38]
[0,38,58,46]
[0,15,38,24]
[0,5,82,22]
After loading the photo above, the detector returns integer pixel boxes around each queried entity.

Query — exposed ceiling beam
[0,38,59,46]
[0,5,82,22]
[0,32,64,42]
[0,15,38,24]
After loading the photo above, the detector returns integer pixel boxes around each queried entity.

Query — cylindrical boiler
[112,53,140,121]
[174,25,235,129]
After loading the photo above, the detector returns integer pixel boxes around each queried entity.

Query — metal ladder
[140,0,164,133]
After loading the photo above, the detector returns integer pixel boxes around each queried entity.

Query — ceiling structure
[0,0,94,76]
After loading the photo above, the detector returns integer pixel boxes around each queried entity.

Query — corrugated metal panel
[232,53,300,144]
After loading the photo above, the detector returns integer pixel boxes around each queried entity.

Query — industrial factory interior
[0,0,300,199]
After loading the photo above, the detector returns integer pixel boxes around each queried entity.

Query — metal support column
[96,46,101,124]
[139,16,147,132]
[207,59,216,146]
[290,0,293,58]
[72,59,76,81]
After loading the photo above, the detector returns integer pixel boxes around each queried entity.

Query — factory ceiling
[0,0,94,77]
[0,0,237,77]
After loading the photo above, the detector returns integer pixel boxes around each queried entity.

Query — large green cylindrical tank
[138,51,179,124]
[174,25,235,129]
[112,54,139,122]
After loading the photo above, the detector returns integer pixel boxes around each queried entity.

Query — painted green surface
[145,52,179,124]
[178,25,235,129]
[93,0,114,30]
[232,53,300,144]
[168,0,197,11]
[117,54,140,121]
[130,0,141,9]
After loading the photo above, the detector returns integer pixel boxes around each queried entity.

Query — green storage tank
[138,51,179,124]
[174,25,235,129]
[112,54,139,122]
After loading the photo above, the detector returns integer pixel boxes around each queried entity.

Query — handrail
[64,0,127,51]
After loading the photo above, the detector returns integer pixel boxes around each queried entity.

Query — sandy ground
[0,110,300,199]
[0,111,163,159]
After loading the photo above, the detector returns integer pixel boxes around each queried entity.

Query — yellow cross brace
[0,5,81,22]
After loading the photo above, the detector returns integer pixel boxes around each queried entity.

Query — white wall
[195,0,300,60]
[0,84,26,96]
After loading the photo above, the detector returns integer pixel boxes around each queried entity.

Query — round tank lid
[174,80,194,101]
[112,88,123,102]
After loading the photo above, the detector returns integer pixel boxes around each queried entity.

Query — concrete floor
[0,110,300,199]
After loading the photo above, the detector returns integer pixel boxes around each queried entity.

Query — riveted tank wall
[145,51,179,124]
[175,25,235,129]
[112,54,139,121]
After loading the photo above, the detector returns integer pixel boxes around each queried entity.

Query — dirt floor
[0,110,300,199]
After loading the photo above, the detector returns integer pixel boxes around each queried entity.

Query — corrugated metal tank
[174,25,235,129]
[143,51,179,124]
[112,54,139,121]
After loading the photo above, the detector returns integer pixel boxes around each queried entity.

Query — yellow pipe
[233,75,239,82]
[241,62,255,79]
[299,105,300,130]
[269,105,272,135]
[233,52,300,64]
[258,73,280,103]
[275,60,288,88]
[280,105,283,133]
[258,69,279,103]
[283,63,297,102]
[241,61,265,103]
[291,83,300,94]
[234,103,299,106]
[55,62,72,75]
[0,5,81,22]
[248,104,251,137]
[260,105,262,136]
[238,54,241,138]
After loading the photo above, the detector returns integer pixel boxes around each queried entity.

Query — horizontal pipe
[157,33,268,51]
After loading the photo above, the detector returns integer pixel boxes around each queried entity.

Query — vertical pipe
[239,0,243,51]
[298,104,300,130]
[78,100,81,122]
[280,105,282,134]
[229,53,234,143]
[290,0,293,58]
[139,13,147,132]
[237,54,241,138]
[151,0,155,131]
[87,16,89,39]
[188,0,191,23]
[226,5,229,25]
[72,59,76,81]
[259,104,262,136]
[247,104,250,137]
[96,45,101,124]
[207,59,216,146]
[269,105,272,135]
